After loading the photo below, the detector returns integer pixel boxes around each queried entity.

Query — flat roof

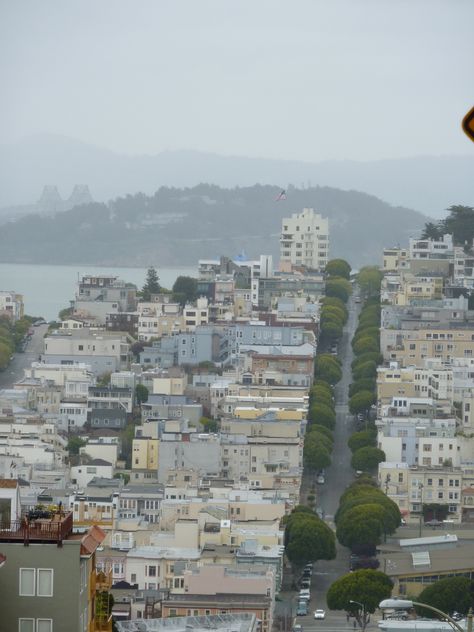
[399,534,457,548]
[116,612,256,632]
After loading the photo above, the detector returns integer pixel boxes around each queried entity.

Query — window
[19,568,35,596]
[148,566,157,577]
[19,620,34,632]
[37,569,53,597]
[37,621,53,632]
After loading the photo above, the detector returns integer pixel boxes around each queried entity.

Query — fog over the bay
[1,0,473,162]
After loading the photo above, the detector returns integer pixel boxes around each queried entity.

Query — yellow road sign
[462,106,474,143]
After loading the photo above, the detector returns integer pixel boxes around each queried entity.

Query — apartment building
[43,330,131,375]
[220,416,302,484]
[376,414,460,467]
[0,483,110,632]
[378,462,463,521]
[157,432,220,483]
[382,247,409,272]
[0,290,24,322]
[377,364,453,409]
[279,208,329,271]
[72,274,137,325]
[116,485,164,524]
[381,326,474,366]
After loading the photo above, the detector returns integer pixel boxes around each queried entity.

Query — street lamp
[349,600,367,629]
[418,482,424,538]
[379,599,473,632]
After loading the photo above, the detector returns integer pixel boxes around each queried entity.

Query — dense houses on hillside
[0,207,328,630]
[378,235,474,527]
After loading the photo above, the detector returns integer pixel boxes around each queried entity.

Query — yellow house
[132,436,159,471]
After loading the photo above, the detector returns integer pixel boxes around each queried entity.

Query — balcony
[0,511,73,546]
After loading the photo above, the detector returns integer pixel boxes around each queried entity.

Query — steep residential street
[278,294,381,632]
[0,324,47,389]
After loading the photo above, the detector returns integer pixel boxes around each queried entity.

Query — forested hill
[0,184,427,268]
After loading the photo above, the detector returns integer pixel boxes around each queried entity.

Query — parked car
[296,603,308,616]
[314,610,326,620]
[300,579,311,589]
[299,589,311,602]
[316,473,325,485]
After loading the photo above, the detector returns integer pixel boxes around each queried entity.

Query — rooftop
[0,510,73,546]
[116,612,256,632]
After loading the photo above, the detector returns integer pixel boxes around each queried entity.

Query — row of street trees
[0,315,38,370]
[335,479,402,552]
[305,377,336,471]
[320,259,351,345]
[348,270,385,472]
[284,505,336,567]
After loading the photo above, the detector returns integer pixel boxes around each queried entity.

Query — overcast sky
[1,0,473,162]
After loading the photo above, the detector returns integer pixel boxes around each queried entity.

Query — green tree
[307,424,334,442]
[285,512,336,566]
[348,430,377,453]
[349,390,376,415]
[320,321,343,342]
[135,384,149,405]
[58,306,74,321]
[327,570,393,630]
[326,259,351,280]
[326,277,352,303]
[308,402,336,430]
[321,296,348,314]
[351,447,386,471]
[421,221,443,240]
[67,436,87,456]
[141,266,161,301]
[321,304,348,325]
[200,416,219,433]
[130,341,145,359]
[313,380,334,395]
[417,576,474,618]
[353,327,380,345]
[304,441,332,471]
[442,205,474,246]
[349,379,376,398]
[336,504,388,549]
[351,352,382,370]
[353,336,379,355]
[357,267,383,297]
[315,354,342,385]
[97,372,111,387]
[352,361,377,381]
[172,276,198,305]
[309,386,334,406]
[336,494,401,533]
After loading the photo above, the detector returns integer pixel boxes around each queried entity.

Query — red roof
[80,525,106,556]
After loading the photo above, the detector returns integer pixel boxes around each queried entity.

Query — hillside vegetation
[0,184,426,267]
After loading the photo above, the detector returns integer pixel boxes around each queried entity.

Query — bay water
[0,263,197,321]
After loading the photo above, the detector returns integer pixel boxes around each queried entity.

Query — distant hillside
[0,134,472,217]
[0,184,426,268]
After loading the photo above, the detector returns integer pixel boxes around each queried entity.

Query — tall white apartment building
[280,208,329,271]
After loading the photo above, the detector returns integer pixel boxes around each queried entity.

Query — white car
[314,610,326,620]
[299,589,311,601]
